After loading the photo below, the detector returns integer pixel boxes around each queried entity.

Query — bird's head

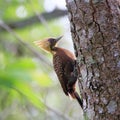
[34,36,62,53]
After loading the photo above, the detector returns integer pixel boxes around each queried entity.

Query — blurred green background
[0,0,83,120]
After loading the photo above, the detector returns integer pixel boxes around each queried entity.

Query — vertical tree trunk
[66,0,120,119]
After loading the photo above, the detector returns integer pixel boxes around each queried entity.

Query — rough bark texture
[66,0,120,120]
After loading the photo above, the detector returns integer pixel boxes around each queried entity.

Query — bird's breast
[52,47,76,96]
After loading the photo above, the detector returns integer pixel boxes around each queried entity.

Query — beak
[55,36,63,42]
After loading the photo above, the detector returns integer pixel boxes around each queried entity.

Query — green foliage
[0,0,82,119]
[0,53,50,110]
[15,20,62,42]
[0,0,62,112]
[1,0,44,21]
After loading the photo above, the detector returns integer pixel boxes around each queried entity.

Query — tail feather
[74,92,83,108]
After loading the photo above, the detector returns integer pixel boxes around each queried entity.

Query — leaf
[14,82,45,110]
[0,56,45,110]
[0,70,45,110]
[32,71,52,87]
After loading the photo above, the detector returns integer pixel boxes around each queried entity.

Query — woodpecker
[34,36,83,108]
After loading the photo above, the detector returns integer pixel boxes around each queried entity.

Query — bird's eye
[48,38,52,42]
[48,38,56,44]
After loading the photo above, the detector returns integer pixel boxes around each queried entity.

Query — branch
[0,9,67,31]
[15,89,71,120]
[44,104,72,120]
[0,20,52,68]
[0,102,17,120]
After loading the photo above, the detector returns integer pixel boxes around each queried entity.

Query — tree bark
[66,0,120,120]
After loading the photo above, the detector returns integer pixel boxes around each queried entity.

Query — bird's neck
[50,47,58,55]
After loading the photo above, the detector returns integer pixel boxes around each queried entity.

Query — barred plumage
[53,47,75,96]
[34,37,83,108]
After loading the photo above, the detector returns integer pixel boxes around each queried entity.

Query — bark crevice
[66,0,120,119]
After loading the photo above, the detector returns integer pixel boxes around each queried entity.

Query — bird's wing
[64,60,78,96]
[53,55,68,96]
[64,61,74,78]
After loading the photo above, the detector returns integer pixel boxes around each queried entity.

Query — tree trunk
[66,0,120,120]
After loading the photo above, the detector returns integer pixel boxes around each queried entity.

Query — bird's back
[53,47,76,96]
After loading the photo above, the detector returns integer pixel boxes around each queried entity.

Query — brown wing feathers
[53,54,68,96]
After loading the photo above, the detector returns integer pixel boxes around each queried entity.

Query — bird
[34,36,83,108]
